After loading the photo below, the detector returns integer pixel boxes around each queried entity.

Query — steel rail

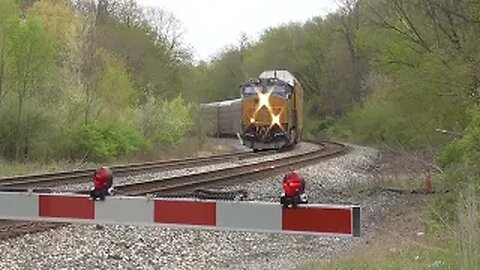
[0,141,347,241]
[0,151,270,188]
[116,142,348,196]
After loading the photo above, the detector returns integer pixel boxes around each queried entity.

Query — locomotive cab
[240,70,303,151]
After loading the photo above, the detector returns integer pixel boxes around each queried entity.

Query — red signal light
[92,167,113,190]
[90,167,114,201]
[283,178,303,198]
[280,171,307,208]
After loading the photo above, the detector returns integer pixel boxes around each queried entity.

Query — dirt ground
[351,194,432,258]
[346,149,437,261]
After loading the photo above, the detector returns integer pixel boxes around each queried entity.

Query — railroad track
[0,151,269,189]
[0,141,347,241]
[116,141,348,196]
[0,150,272,241]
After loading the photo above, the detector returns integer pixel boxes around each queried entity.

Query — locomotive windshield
[242,85,256,97]
[241,84,262,98]
[269,84,291,98]
[241,80,292,98]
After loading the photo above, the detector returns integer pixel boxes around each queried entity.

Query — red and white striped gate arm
[0,192,360,237]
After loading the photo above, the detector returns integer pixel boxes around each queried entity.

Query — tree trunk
[23,135,28,163]
[85,87,90,124]
[0,34,5,104]
[16,90,23,160]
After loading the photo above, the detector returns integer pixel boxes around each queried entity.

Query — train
[199,98,242,137]
[199,70,304,151]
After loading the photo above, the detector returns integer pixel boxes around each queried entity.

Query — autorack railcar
[199,99,242,137]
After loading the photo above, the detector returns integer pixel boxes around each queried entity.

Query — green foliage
[304,116,335,139]
[307,244,453,270]
[0,12,59,160]
[95,49,138,123]
[1,0,480,165]
[431,107,480,234]
[438,106,480,169]
[137,95,193,148]
[0,0,18,25]
[0,0,197,163]
[28,0,78,43]
[6,17,57,94]
[94,5,190,99]
[0,96,67,160]
[67,121,146,162]
[0,97,20,158]
[331,39,470,146]
[437,142,465,169]
[330,84,423,146]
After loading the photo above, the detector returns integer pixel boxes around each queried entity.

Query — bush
[138,95,194,148]
[67,122,146,162]
[437,106,480,170]
[329,94,422,146]
[0,97,65,161]
[305,116,335,139]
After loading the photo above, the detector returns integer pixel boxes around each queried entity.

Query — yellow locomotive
[240,70,304,151]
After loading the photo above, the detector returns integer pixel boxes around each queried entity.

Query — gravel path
[0,142,393,270]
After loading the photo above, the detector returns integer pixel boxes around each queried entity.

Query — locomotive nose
[256,106,271,125]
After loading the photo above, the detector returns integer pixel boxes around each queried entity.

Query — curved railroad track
[0,141,348,241]
[0,150,268,241]
[116,141,347,196]
[0,151,270,189]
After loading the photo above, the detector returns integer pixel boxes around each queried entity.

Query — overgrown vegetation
[0,0,195,163]
[305,107,480,268]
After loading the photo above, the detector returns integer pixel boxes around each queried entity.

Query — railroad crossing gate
[0,192,361,237]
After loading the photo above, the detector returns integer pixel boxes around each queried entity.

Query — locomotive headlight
[255,88,273,111]
[270,112,284,131]
[256,89,272,110]
[271,113,281,126]
[250,118,255,123]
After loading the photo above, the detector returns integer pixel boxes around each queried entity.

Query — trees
[95,49,137,124]
[137,95,193,148]
[6,17,57,160]
[342,0,478,145]
[1,0,477,161]
[0,0,195,162]
[194,0,480,145]
[0,0,18,105]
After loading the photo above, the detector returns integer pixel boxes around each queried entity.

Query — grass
[0,159,99,178]
[305,240,454,270]
[343,174,437,201]
[306,224,478,270]
[305,180,479,270]
[0,137,236,178]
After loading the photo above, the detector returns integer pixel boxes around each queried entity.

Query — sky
[136,0,339,61]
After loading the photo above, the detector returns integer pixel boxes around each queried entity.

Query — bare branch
[367,2,428,50]
[392,0,432,52]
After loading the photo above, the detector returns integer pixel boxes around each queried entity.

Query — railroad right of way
[0,143,387,270]
[0,141,344,241]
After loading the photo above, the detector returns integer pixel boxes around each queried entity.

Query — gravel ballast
[49,141,321,192]
[0,141,396,270]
